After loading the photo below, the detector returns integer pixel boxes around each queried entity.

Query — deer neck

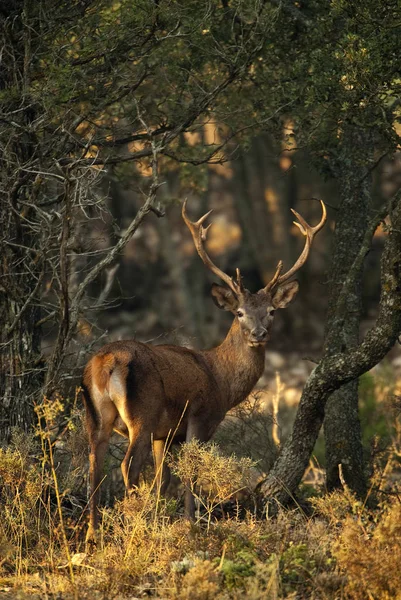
[204,318,266,411]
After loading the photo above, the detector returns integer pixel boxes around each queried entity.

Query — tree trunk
[232,152,270,278]
[261,192,401,509]
[323,128,373,496]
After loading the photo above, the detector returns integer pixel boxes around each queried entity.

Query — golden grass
[0,374,400,599]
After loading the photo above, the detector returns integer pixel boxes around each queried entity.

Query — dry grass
[0,372,401,599]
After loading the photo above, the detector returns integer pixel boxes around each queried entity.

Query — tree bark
[261,192,401,508]
[323,128,373,496]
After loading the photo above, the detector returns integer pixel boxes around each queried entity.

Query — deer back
[83,339,227,438]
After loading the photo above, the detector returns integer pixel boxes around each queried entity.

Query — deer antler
[182,200,244,296]
[264,200,327,292]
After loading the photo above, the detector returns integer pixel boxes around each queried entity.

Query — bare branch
[94,264,119,308]
[5,269,45,338]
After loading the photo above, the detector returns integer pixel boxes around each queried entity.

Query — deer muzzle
[248,327,269,346]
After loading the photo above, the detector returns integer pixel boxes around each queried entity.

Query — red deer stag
[82,200,326,541]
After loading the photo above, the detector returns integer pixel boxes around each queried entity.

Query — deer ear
[211,283,239,311]
[272,280,299,308]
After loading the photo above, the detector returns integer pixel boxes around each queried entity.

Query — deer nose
[251,327,268,341]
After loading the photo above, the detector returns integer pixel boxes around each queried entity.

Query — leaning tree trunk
[261,192,401,509]
[323,128,373,497]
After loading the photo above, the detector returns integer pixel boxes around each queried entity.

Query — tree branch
[324,200,391,345]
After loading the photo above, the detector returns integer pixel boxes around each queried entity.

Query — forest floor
[0,359,400,600]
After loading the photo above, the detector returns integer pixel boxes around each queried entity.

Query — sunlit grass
[0,372,400,598]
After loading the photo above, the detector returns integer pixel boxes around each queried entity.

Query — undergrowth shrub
[215,393,279,476]
[0,398,87,589]
[177,559,220,600]
[0,430,44,569]
[171,439,255,523]
[336,501,401,600]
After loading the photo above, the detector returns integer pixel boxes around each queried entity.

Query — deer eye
[236,310,244,318]
[269,309,275,316]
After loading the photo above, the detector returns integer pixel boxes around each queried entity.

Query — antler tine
[264,260,283,292]
[263,200,327,292]
[236,268,245,293]
[290,199,326,236]
[182,200,242,295]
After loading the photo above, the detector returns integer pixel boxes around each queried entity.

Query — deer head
[182,200,326,348]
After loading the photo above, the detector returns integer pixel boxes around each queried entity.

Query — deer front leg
[184,418,212,520]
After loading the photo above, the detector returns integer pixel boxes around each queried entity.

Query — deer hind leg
[86,397,117,544]
[108,369,151,493]
[153,439,171,497]
[121,424,152,493]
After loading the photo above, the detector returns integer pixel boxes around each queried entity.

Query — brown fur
[90,353,116,394]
